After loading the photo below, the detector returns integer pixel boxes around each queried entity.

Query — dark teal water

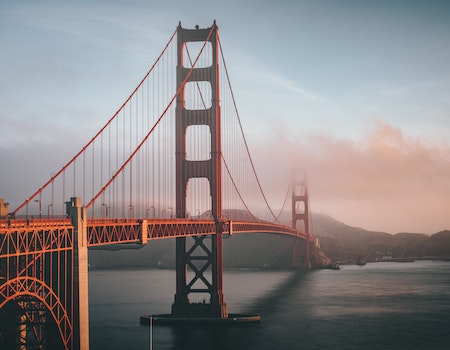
[89,261,450,349]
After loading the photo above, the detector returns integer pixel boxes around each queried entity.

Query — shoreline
[87,257,450,271]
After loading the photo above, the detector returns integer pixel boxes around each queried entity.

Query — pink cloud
[252,120,450,234]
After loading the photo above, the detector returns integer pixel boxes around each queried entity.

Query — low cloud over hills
[312,213,450,263]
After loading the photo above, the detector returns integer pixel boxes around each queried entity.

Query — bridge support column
[172,233,228,318]
[292,239,311,270]
[305,239,311,269]
[67,197,89,349]
[292,175,312,269]
[172,22,228,319]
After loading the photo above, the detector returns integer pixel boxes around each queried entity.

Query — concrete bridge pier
[67,197,90,350]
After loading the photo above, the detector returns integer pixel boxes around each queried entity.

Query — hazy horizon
[1,0,449,234]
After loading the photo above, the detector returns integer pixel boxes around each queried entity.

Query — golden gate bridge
[0,22,312,349]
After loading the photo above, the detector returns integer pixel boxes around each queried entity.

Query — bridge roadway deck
[0,218,311,255]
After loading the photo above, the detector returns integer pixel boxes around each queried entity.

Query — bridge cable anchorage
[12,29,178,216]
[218,37,280,223]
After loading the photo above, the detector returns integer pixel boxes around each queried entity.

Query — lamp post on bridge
[34,196,41,219]
[101,203,109,218]
[51,173,54,218]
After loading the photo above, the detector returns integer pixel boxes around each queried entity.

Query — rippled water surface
[89,261,450,349]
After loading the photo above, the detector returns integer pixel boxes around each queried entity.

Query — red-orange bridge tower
[0,22,313,349]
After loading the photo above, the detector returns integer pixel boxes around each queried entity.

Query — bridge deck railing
[1,218,312,254]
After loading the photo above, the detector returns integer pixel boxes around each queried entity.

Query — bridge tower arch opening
[0,197,88,350]
[0,295,66,350]
[173,21,228,318]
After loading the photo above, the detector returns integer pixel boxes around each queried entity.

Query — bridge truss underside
[1,212,311,348]
[0,221,74,349]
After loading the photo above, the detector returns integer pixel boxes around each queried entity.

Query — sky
[1,0,449,234]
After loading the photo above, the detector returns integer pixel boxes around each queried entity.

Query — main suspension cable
[185,43,257,219]
[87,25,217,208]
[275,182,292,223]
[218,37,280,223]
[13,28,178,215]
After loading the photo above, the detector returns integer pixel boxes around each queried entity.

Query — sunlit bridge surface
[0,22,313,349]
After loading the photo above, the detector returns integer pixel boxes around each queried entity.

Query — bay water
[89,260,450,349]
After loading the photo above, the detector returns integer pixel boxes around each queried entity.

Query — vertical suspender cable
[86,27,213,210]
[73,160,76,198]
[62,171,65,217]
[12,30,177,216]
[157,63,160,217]
[122,109,126,217]
[92,141,95,217]
[152,66,155,216]
[218,37,280,223]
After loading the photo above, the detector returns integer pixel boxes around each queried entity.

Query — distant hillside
[88,213,450,268]
[89,233,296,269]
[312,213,450,262]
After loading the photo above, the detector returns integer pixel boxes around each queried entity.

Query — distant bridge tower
[172,22,228,318]
[292,173,311,269]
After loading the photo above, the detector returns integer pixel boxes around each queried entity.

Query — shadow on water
[243,268,311,317]
[166,269,314,350]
